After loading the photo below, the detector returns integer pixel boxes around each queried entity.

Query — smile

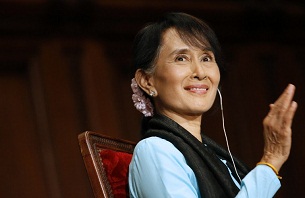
[188,87,208,91]
[184,85,209,94]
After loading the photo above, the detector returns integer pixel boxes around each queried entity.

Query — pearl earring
[149,90,155,97]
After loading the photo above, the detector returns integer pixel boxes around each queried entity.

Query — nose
[191,60,206,80]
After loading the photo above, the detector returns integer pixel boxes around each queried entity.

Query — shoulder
[135,136,179,151]
[133,137,185,161]
[129,137,200,197]
[133,137,187,166]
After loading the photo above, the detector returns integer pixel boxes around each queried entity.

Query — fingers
[261,84,298,171]
[267,84,296,119]
[264,84,298,137]
[282,101,298,128]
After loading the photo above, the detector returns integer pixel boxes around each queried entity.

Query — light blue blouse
[129,137,281,198]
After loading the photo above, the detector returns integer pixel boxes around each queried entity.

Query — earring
[149,90,155,97]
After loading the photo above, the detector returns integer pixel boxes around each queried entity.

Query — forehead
[161,29,183,47]
[161,28,211,52]
[161,28,210,51]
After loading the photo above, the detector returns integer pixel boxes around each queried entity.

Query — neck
[161,112,202,142]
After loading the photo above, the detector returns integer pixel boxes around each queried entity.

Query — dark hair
[133,12,225,135]
[133,12,225,75]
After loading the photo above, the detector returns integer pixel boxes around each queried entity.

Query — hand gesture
[260,84,298,172]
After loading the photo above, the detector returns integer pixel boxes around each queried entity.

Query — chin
[194,103,213,112]
[188,107,211,115]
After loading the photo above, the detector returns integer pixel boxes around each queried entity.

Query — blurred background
[0,0,304,197]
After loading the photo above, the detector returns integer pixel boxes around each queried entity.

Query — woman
[128,12,297,198]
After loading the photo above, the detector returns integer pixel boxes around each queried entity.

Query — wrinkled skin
[261,84,298,171]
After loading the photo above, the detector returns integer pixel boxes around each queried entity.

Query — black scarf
[143,114,250,198]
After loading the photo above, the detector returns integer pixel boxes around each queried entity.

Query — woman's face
[150,28,220,119]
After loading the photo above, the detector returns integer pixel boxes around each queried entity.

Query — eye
[202,54,213,62]
[203,57,210,62]
[175,55,187,62]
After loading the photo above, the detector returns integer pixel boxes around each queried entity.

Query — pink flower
[131,78,154,117]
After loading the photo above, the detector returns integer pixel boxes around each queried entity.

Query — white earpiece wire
[217,89,242,183]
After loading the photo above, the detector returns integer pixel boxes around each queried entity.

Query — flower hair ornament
[131,78,154,117]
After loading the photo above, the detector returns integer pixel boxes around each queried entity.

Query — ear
[135,69,154,95]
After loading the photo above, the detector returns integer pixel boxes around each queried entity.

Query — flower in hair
[131,78,154,117]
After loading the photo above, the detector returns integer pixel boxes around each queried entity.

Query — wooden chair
[78,131,136,198]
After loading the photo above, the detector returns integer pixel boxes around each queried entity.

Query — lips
[184,85,209,94]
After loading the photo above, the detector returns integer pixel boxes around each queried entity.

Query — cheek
[154,68,186,89]
[210,67,221,84]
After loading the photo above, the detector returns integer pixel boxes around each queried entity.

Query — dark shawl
[143,114,250,198]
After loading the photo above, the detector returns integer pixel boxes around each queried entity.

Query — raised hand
[260,84,298,172]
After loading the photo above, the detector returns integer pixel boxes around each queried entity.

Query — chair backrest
[78,131,136,198]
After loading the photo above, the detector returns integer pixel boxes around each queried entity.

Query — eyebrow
[169,48,190,56]
[169,47,213,56]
